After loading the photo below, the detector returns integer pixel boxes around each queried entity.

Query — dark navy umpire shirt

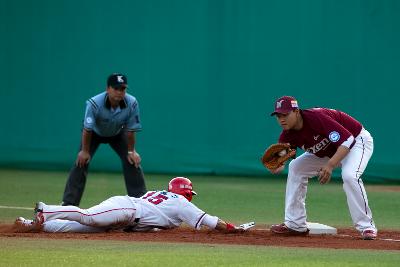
[83,92,142,137]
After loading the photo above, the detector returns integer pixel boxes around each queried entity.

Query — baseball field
[0,169,399,266]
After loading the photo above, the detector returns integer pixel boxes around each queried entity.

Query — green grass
[1,238,399,267]
[0,169,399,229]
[1,169,399,266]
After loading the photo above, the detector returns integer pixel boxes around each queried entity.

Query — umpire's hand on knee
[127,150,141,168]
[76,151,90,168]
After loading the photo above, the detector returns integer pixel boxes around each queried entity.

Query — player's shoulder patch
[328,131,341,142]
[85,117,93,124]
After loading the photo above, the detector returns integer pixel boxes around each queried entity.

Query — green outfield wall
[0,0,399,181]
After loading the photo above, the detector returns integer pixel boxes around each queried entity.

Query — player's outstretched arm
[214,219,255,232]
[215,219,243,232]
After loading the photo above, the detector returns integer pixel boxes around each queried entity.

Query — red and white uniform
[41,191,218,233]
[279,108,376,234]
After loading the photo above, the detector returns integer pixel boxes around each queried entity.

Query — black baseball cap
[107,73,128,89]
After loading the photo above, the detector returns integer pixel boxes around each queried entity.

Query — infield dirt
[1,224,399,250]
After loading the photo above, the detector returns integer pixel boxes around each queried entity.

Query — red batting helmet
[168,177,197,202]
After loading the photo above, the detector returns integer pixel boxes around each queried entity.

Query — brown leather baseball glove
[261,143,296,170]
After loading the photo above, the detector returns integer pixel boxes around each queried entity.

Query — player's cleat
[270,223,309,236]
[14,216,42,232]
[362,230,377,240]
[15,217,34,227]
[33,202,45,225]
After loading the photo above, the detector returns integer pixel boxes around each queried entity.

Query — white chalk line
[377,238,400,242]
[255,229,400,242]
[336,234,400,242]
[0,205,32,210]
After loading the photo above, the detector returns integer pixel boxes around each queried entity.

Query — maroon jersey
[279,108,363,158]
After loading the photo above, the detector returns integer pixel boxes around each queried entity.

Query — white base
[306,222,337,235]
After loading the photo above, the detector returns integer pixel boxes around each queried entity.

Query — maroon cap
[270,96,299,116]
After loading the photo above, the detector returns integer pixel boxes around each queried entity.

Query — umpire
[61,73,147,206]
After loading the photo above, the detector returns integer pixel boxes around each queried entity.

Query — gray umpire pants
[62,131,147,206]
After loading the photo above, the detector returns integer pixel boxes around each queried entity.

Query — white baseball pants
[41,196,138,228]
[43,219,104,233]
[284,128,377,233]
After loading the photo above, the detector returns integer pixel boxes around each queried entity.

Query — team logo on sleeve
[86,117,93,124]
[328,131,340,142]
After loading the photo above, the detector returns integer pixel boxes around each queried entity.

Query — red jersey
[279,108,363,158]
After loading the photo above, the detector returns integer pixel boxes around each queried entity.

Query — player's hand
[127,150,141,168]
[76,151,91,168]
[239,221,255,231]
[318,163,334,184]
[225,222,255,233]
[226,223,245,233]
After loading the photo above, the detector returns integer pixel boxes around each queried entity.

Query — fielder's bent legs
[340,129,376,233]
[285,152,328,231]
[42,196,137,227]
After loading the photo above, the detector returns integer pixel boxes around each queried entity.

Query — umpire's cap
[107,73,128,89]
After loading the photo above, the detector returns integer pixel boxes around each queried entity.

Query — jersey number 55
[142,191,168,205]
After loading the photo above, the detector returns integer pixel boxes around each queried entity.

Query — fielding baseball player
[62,73,146,206]
[15,177,254,233]
[268,96,377,240]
